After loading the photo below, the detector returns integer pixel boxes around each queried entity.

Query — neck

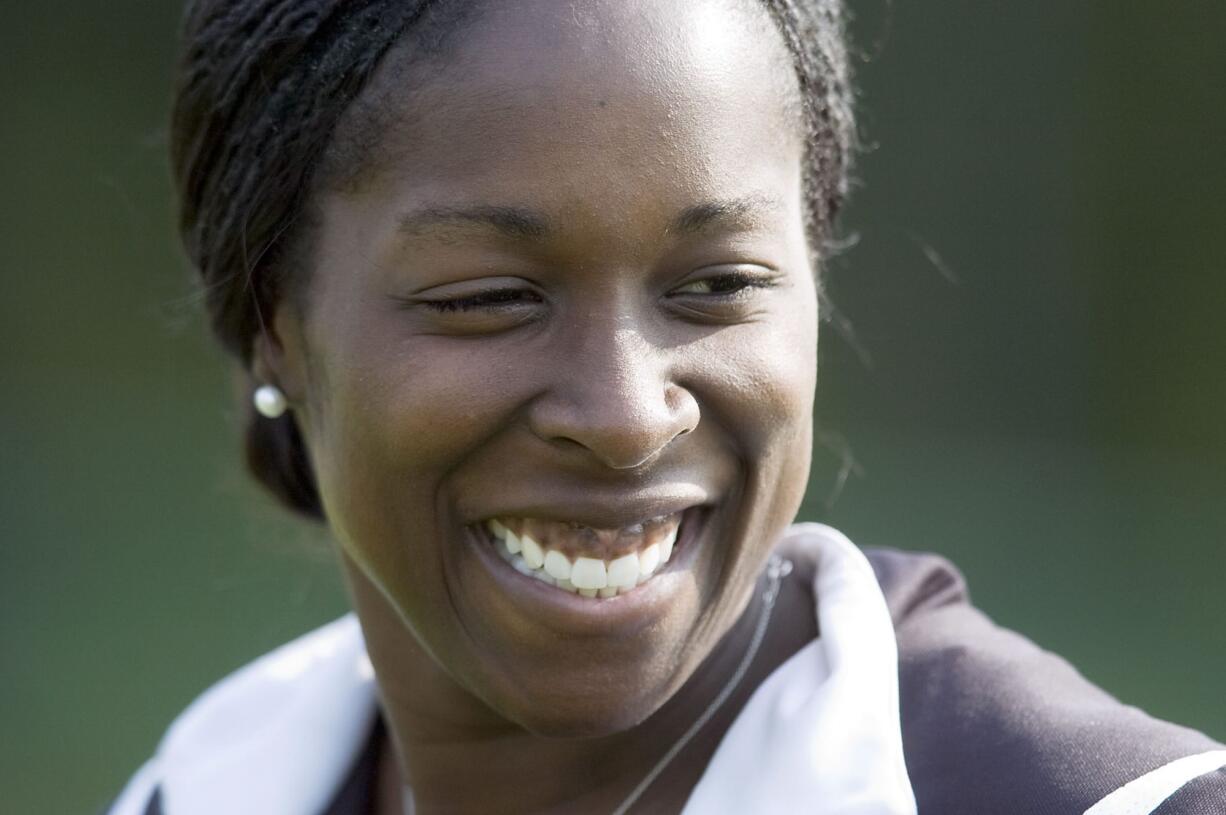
[345,557,813,815]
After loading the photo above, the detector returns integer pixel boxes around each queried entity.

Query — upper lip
[463,485,711,530]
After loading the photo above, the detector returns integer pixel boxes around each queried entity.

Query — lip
[465,505,711,636]
[458,485,711,533]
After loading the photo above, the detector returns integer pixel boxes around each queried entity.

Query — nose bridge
[531,309,697,469]
[600,323,666,431]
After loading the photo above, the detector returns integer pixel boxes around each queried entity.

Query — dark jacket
[109,542,1226,814]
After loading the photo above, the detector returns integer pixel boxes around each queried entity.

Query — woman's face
[273,0,816,735]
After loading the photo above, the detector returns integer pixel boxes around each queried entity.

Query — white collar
[110,615,379,815]
[683,523,916,814]
[113,524,915,815]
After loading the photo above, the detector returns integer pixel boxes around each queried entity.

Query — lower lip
[466,507,708,634]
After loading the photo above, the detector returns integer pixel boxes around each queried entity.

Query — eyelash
[417,269,777,313]
[422,288,541,313]
[670,270,778,298]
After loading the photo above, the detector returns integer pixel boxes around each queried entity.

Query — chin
[500,686,671,740]
[474,645,698,739]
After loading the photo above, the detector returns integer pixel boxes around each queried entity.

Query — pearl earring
[253,384,288,418]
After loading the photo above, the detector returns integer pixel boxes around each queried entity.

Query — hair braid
[171,0,854,521]
[761,0,855,242]
[173,0,439,517]
[174,1,437,361]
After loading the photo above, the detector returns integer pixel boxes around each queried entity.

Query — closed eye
[420,287,542,313]
[390,278,546,336]
[664,266,783,323]
[669,267,781,299]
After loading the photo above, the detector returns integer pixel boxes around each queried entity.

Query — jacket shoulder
[105,616,379,815]
[858,546,1225,814]
[1149,765,1226,814]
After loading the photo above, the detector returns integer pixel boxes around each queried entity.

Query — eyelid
[422,289,541,313]
[392,276,545,311]
[669,264,783,294]
[403,275,538,300]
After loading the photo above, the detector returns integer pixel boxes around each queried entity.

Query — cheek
[690,289,818,458]
[689,279,818,550]
[302,331,521,584]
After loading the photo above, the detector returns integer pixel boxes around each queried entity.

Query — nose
[528,324,700,470]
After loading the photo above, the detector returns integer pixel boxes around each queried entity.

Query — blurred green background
[2,2,1223,811]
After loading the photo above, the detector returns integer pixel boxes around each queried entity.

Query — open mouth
[482,512,687,599]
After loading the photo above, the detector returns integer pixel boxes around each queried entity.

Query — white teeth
[486,516,686,599]
[487,520,523,554]
[544,550,572,581]
[607,553,640,589]
[638,543,660,578]
[571,557,608,590]
[520,534,545,569]
[660,527,677,563]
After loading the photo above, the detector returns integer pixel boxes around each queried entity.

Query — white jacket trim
[1084,750,1226,815]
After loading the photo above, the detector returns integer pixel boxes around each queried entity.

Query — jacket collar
[143,524,915,815]
[156,615,379,815]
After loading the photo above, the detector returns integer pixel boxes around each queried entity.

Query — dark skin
[256,1,824,811]
[365,545,819,814]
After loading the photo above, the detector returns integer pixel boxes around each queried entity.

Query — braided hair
[170,0,854,521]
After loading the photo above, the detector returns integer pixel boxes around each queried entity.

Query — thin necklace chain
[399,555,793,815]
[609,554,793,815]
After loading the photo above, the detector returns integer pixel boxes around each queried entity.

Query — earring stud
[253,384,287,418]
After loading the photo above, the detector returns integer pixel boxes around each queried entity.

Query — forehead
[324,0,804,230]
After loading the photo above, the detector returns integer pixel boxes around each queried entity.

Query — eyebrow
[397,205,550,242]
[668,193,785,236]
[395,193,784,244]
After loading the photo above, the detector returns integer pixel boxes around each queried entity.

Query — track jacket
[107,525,1226,814]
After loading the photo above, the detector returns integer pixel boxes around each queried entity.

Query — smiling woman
[104,1,1226,814]
[256,0,820,770]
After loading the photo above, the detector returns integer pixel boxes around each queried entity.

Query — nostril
[527,355,699,469]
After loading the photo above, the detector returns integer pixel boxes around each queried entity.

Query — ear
[250,301,311,408]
